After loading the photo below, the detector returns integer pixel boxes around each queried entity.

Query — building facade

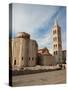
[10,32,38,70]
[52,20,62,64]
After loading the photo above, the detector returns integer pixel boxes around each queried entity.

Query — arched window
[32,57,33,60]
[53,30,56,34]
[14,60,16,65]
[53,44,57,48]
[29,57,30,60]
[55,44,57,48]
[22,57,23,60]
[56,51,57,54]
[54,51,55,55]
[53,45,55,48]
[54,51,57,55]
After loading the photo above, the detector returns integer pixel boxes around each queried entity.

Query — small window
[54,30,56,34]
[53,44,57,48]
[54,51,55,55]
[14,60,16,65]
[22,57,23,60]
[32,57,33,60]
[54,51,57,55]
[29,57,30,60]
[55,44,57,48]
[53,30,56,35]
[55,51,57,55]
[53,44,56,48]
[54,45,55,48]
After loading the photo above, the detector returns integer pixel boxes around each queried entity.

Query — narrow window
[54,51,55,55]
[32,57,33,60]
[56,44,57,48]
[29,57,30,60]
[14,60,16,65]
[54,30,56,34]
[55,51,57,55]
[54,45,55,48]
[53,30,56,34]
[22,57,23,60]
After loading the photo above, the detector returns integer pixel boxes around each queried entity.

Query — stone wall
[28,40,38,66]
[39,55,56,66]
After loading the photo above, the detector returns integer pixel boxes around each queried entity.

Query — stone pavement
[12,69,66,86]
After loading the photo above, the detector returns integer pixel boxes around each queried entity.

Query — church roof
[38,47,52,56]
[16,32,30,38]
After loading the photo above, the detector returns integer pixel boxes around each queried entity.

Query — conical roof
[16,32,30,38]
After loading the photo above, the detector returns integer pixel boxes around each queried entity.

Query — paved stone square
[12,69,66,86]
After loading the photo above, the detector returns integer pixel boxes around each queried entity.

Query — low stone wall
[12,65,62,76]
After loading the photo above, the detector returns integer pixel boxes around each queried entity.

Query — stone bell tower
[52,20,62,64]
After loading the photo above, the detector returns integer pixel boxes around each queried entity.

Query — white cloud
[12,3,59,35]
[34,31,52,52]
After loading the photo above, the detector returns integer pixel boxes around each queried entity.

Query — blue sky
[11,3,66,54]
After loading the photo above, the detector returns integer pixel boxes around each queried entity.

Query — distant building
[62,50,66,64]
[37,48,56,66]
[52,20,62,64]
[10,32,38,70]
[38,48,51,55]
